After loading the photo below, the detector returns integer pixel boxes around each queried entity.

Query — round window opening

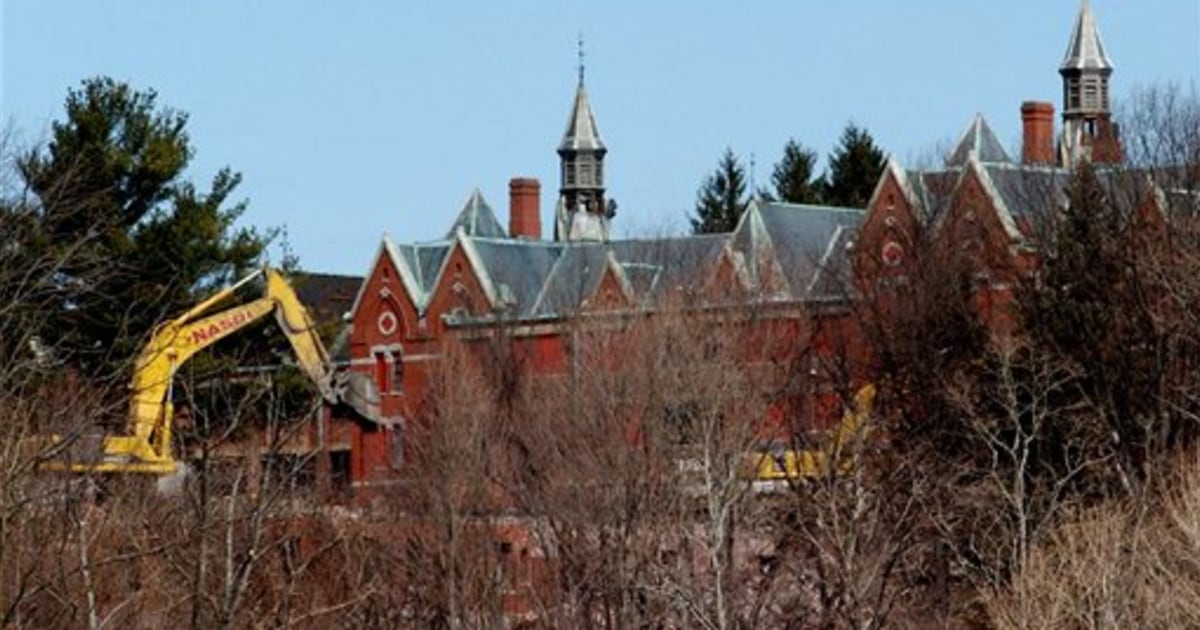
[377,311,398,336]
[881,241,905,267]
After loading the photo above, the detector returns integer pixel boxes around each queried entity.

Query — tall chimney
[1021,101,1056,166]
[508,177,541,240]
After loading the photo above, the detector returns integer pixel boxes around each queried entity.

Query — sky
[2,1,1198,275]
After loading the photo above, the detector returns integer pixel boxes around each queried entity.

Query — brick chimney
[508,177,541,240]
[1021,101,1056,166]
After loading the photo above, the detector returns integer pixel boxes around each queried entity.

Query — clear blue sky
[3,1,1198,275]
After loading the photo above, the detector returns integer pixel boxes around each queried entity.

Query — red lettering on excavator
[187,310,252,347]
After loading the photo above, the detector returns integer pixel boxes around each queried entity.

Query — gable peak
[445,189,507,239]
[947,114,1011,167]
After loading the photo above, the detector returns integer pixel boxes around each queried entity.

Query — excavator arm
[42,267,337,474]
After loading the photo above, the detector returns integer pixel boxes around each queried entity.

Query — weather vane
[577,33,585,84]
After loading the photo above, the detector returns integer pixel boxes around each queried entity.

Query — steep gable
[857,161,925,279]
[583,253,637,312]
[934,160,1024,280]
[947,114,1012,167]
[424,236,500,332]
[445,189,507,239]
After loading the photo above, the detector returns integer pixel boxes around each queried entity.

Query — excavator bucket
[337,371,391,425]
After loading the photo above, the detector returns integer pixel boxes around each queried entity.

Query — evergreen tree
[823,124,886,208]
[769,138,822,204]
[19,77,270,377]
[1019,162,1163,482]
[691,148,749,234]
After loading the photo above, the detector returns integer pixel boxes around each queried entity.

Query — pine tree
[19,77,271,377]
[691,148,749,234]
[823,124,885,208]
[1019,162,1160,480]
[770,138,822,204]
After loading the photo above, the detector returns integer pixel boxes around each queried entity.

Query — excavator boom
[40,267,337,475]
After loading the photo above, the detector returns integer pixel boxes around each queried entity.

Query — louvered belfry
[1059,0,1121,165]
[555,73,610,242]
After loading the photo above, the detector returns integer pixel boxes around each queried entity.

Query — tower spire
[1060,0,1112,72]
[556,41,609,241]
[1059,0,1120,165]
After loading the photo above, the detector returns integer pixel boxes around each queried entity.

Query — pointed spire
[556,43,610,242]
[559,81,605,153]
[1061,0,1112,72]
[445,189,506,239]
[947,114,1011,166]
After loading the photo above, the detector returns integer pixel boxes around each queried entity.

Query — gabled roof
[558,80,605,153]
[866,159,920,215]
[750,203,864,298]
[980,163,1069,224]
[907,168,962,223]
[466,237,563,315]
[361,194,865,325]
[607,234,727,301]
[724,202,859,298]
[897,149,1172,249]
[445,189,507,239]
[531,243,609,316]
[1060,0,1112,72]
[947,115,1011,167]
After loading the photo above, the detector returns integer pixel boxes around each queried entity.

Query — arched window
[390,350,404,394]
[372,345,404,394]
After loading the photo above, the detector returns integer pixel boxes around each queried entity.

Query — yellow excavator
[39,266,357,475]
[746,383,877,480]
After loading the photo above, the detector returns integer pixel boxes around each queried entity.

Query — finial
[749,152,757,199]
[577,33,585,85]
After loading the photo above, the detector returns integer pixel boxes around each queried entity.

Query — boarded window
[374,352,389,392]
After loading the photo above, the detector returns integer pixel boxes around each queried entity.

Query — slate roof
[736,202,864,299]
[364,197,866,325]
[902,138,1170,244]
[906,168,962,223]
[947,115,1011,167]
[444,190,507,239]
[982,164,1069,221]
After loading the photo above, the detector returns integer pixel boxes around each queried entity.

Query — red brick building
[329,1,1184,488]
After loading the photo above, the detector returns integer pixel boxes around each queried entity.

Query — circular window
[377,311,398,336]
[881,241,905,267]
